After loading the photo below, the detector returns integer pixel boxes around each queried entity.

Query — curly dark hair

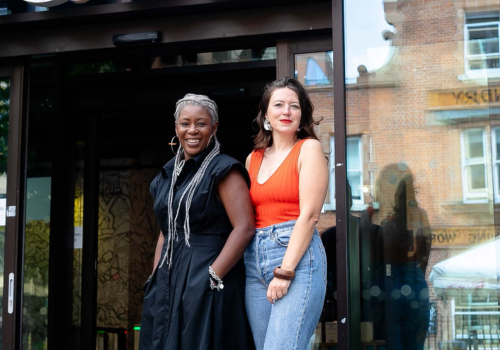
[253,77,321,150]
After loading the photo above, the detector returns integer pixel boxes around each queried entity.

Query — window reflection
[295,52,333,87]
[466,14,500,75]
[359,164,432,349]
[340,0,500,349]
[23,62,55,350]
[66,48,276,77]
[0,77,9,350]
[297,0,500,348]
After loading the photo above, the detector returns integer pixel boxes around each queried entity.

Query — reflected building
[297,1,500,349]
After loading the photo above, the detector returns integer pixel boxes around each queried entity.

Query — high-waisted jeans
[244,220,327,350]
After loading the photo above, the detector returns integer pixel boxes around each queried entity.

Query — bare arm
[267,140,328,302]
[210,168,255,279]
[281,140,328,270]
[152,233,164,274]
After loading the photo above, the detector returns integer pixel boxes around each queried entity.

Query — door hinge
[6,206,16,217]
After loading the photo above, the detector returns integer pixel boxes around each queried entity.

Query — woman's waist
[164,231,228,247]
[255,219,320,237]
[254,205,300,227]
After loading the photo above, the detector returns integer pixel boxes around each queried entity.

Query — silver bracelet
[209,266,224,291]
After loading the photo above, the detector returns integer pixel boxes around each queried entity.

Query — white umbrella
[429,237,500,290]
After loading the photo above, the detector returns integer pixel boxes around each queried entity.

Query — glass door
[277,34,348,350]
[0,63,26,350]
[342,1,500,350]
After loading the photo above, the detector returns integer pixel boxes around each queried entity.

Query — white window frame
[464,13,500,79]
[491,127,500,203]
[326,136,365,211]
[461,128,488,203]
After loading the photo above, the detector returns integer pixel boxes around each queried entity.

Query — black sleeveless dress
[139,144,253,350]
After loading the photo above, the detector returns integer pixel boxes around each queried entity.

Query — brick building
[299,0,500,348]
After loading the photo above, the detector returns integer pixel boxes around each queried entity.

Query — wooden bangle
[273,266,295,281]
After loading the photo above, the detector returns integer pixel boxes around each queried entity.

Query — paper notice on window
[74,226,83,249]
[0,198,6,226]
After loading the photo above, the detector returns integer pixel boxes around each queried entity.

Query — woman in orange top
[244,77,329,350]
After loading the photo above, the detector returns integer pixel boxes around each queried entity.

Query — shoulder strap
[284,139,308,173]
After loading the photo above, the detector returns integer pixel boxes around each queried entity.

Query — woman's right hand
[267,277,292,303]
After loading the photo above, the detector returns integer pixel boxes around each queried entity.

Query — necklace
[174,160,185,177]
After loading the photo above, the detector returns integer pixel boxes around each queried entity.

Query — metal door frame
[0,62,26,350]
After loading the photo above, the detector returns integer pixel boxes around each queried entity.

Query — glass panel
[96,167,159,349]
[61,56,273,348]
[469,55,500,70]
[348,172,362,200]
[467,14,500,24]
[0,77,10,350]
[495,129,500,160]
[468,26,499,55]
[468,164,487,191]
[295,52,333,87]
[469,57,500,70]
[496,165,500,196]
[466,130,485,159]
[347,138,360,170]
[23,62,55,350]
[197,48,276,65]
[295,52,336,348]
[73,142,84,333]
[66,47,276,77]
[343,1,499,349]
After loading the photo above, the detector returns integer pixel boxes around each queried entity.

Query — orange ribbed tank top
[249,139,307,228]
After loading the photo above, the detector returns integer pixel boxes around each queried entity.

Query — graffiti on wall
[97,168,159,347]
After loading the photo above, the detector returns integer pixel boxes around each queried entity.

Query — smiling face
[175,105,218,160]
[266,88,302,136]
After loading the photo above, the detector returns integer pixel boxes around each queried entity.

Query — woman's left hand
[267,277,292,303]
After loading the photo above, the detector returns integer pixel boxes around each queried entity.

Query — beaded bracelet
[209,266,224,292]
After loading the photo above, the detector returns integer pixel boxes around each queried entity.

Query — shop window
[465,13,500,77]
[461,129,488,203]
[326,136,364,211]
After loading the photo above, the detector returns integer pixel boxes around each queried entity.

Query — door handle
[8,273,14,314]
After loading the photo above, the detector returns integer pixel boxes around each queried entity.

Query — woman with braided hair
[139,94,255,350]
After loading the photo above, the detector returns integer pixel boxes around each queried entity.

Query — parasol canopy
[429,237,500,290]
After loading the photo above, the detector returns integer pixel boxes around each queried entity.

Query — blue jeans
[244,220,327,350]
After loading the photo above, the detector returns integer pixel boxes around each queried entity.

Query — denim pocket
[275,232,292,247]
[318,243,327,285]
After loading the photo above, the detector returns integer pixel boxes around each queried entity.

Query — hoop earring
[264,119,272,131]
[170,135,179,155]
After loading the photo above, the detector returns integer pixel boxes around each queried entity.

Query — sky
[344,0,394,82]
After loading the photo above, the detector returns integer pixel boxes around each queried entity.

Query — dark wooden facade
[0,1,352,349]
